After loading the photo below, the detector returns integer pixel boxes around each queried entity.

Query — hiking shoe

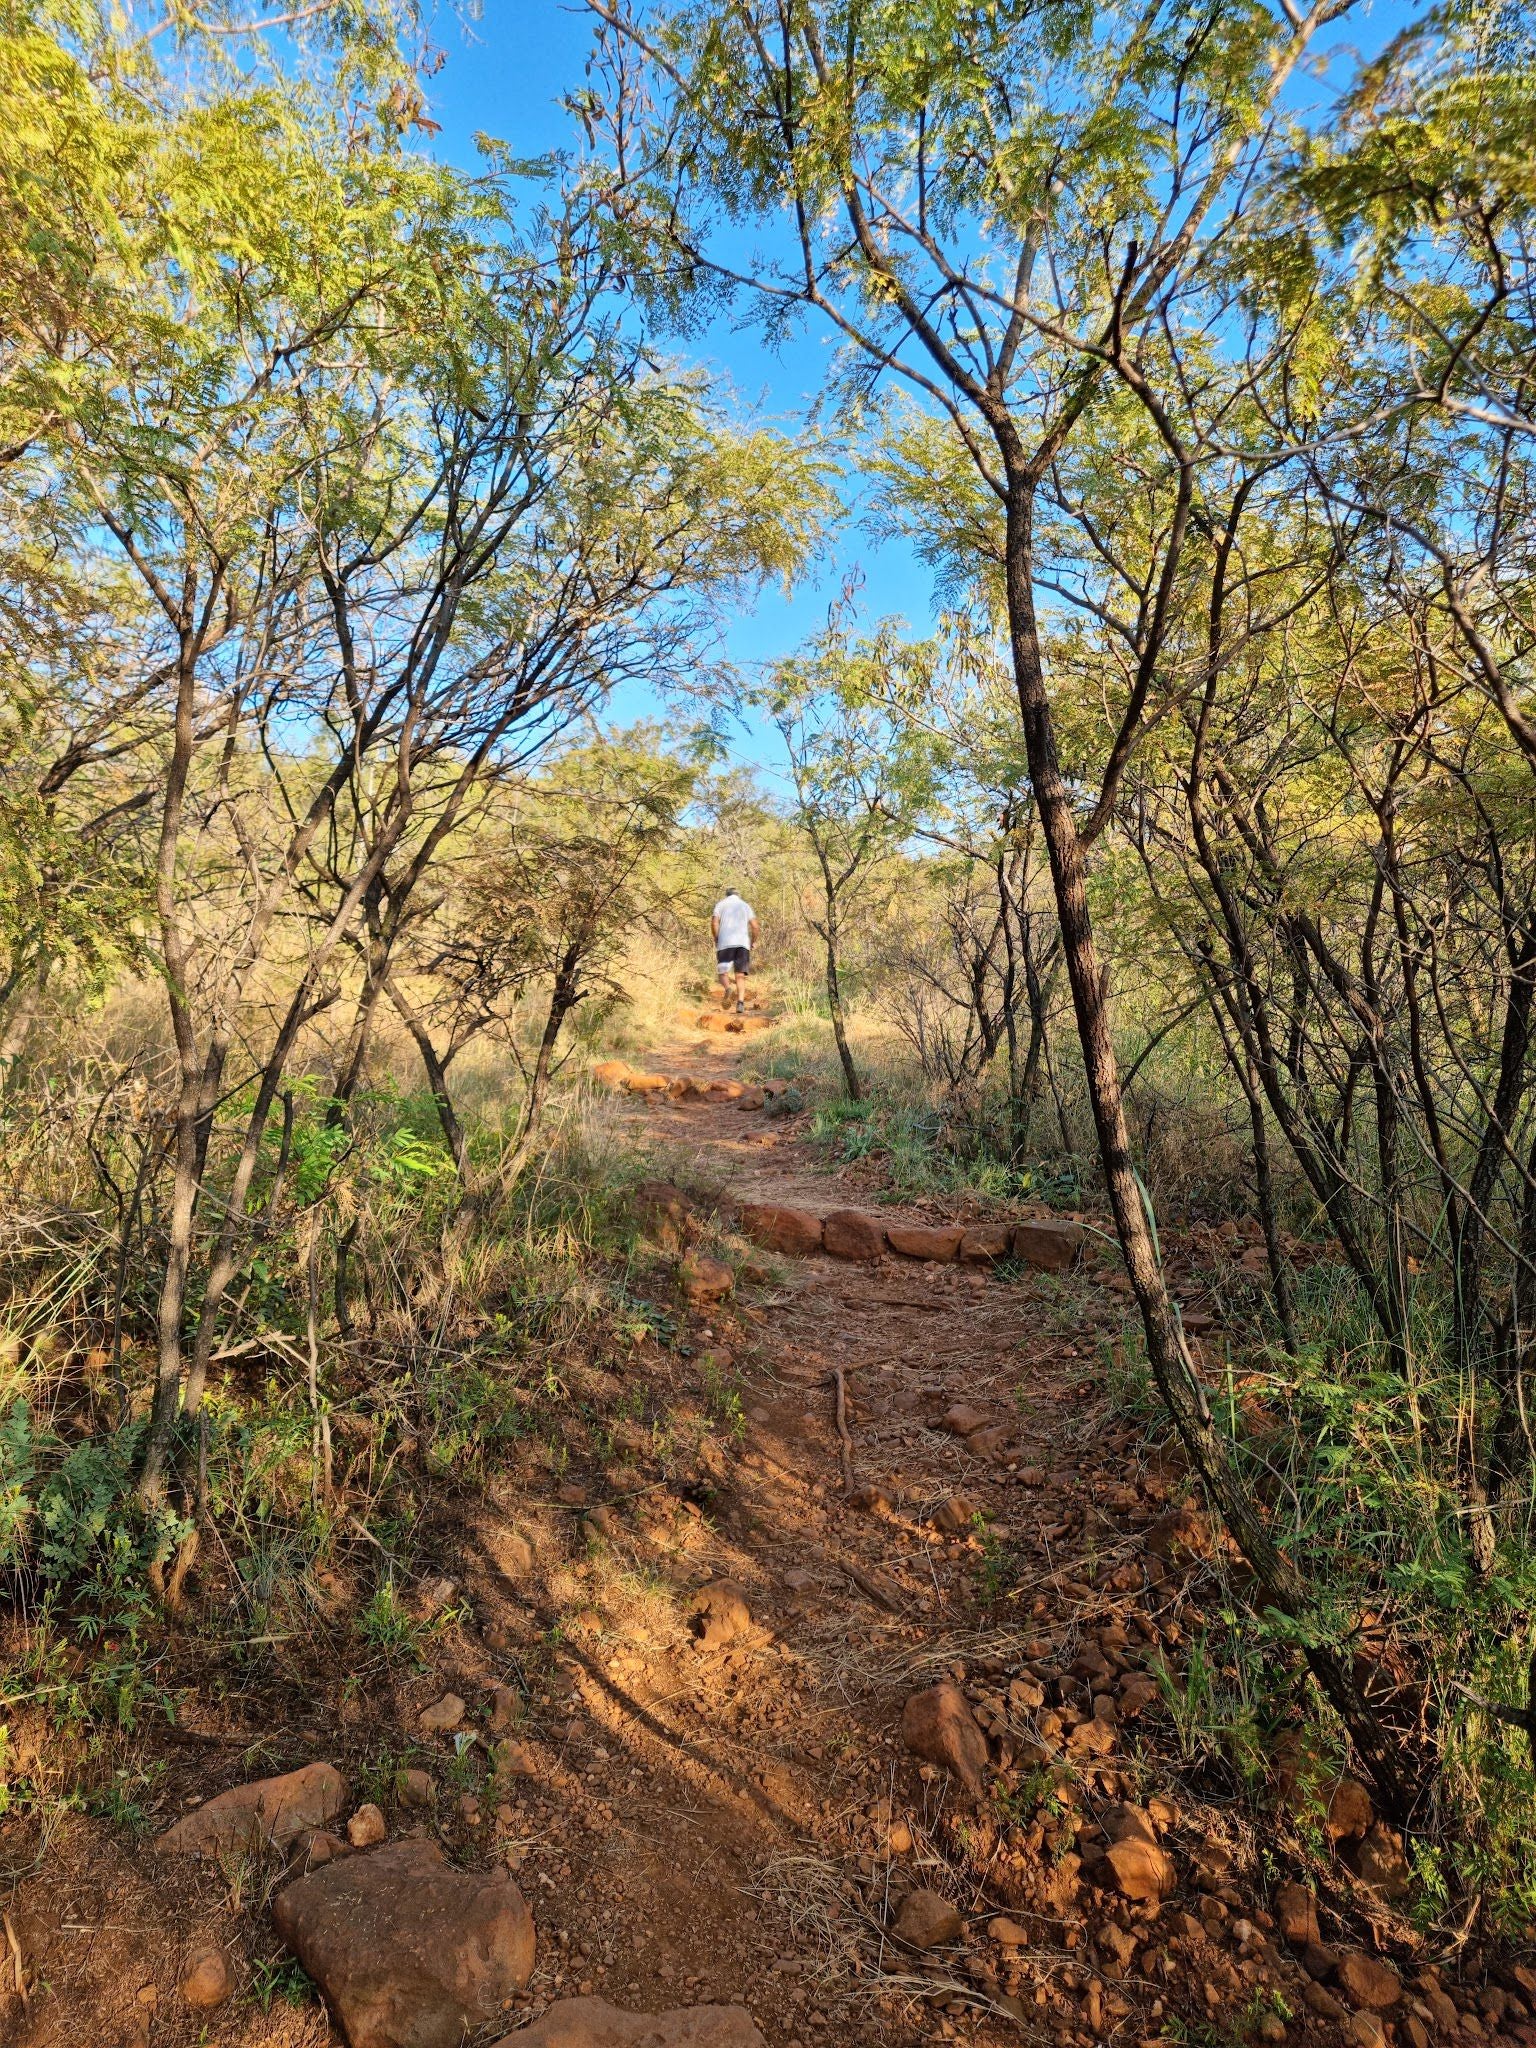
[736,999,745,1014]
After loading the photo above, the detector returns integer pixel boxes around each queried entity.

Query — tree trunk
[819,886,862,1103]
[504,952,581,1185]
[997,461,1418,1822]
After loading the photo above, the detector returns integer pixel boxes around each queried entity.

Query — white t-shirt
[714,895,755,950]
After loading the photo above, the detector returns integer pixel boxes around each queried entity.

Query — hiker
[711,887,759,1013]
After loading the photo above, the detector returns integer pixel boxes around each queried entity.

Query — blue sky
[420,0,924,779]
[417,0,1410,776]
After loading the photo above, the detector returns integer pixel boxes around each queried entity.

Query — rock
[1326,1775,1374,1841]
[348,1804,388,1850]
[988,1917,1028,1947]
[1348,2015,1388,2048]
[420,1693,465,1735]
[490,1740,539,1788]
[625,1073,671,1094]
[1274,1880,1320,1948]
[154,1761,346,1858]
[763,1086,804,1119]
[734,1201,823,1256]
[1303,1982,1349,2021]
[489,1997,766,2048]
[1355,1822,1412,1900]
[179,1947,232,2009]
[886,1223,964,1261]
[930,1495,980,1535]
[735,1085,766,1111]
[591,1060,633,1090]
[1144,1499,1214,1561]
[900,1682,988,1796]
[958,1223,1012,1263]
[822,1209,886,1261]
[941,1404,992,1437]
[1103,1836,1175,1902]
[487,1687,522,1737]
[584,1505,622,1542]
[967,1423,1017,1461]
[633,1180,695,1253]
[1101,1802,1158,1847]
[678,1254,733,1307]
[1336,1954,1401,2012]
[1011,1219,1084,1272]
[296,1829,349,1868]
[688,1579,753,1649]
[272,1837,535,2048]
[396,1767,436,1809]
[893,1888,963,1948]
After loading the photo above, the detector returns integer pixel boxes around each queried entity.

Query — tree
[585,0,1433,1812]
[768,623,933,1100]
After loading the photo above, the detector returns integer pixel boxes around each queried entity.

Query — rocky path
[4,1002,1497,2048]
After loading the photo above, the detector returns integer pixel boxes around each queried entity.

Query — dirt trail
[6,1002,1252,2048]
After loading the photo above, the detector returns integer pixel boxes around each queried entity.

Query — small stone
[1349,2014,1388,2048]
[687,1579,753,1649]
[893,1888,963,1949]
[1336,1954,1402,2012]
[930,1495,980,1535]
[1104,1836,1175,1902]
[1274,1881,1320,1948]
[988,1917,1028,1948]
[886,1819,913,1855]
[397,1767,437,1809]
[347,1803,387,1848]
[491,1739,539,1788]
[179,1947,232,2010]
[900,1683,988,1796]
[420,1692,466,1735]
[1325,1775,1373,1841]
[1355,1823,1412,1900]
[678,1254,733,1307]
[1303,1982,1349,2021]
[488,1685,523,1736]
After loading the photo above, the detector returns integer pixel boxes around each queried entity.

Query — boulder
[886,1223,964,1261]
[958,1223,1012,1264]
[677,1254,733,1307]
[1011,1220,1084,1272]
[490,1998,765,2048]
[900,1682,988,1795]
[1336,1954,1402,2012]
[892,1888,963,1949]
[734,1202,823,1257]
[271,1837,535,2048]
[688,1579,753,1649]
[822,1209,886,1261]
[154,1761,346,1858]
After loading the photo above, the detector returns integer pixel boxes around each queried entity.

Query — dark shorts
[716,946,751,975]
